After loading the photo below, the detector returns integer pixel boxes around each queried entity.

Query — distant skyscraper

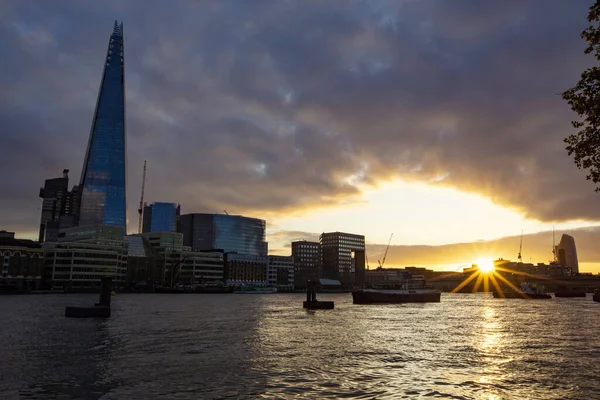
[142,202,180,233]
[78,21,127,229]
[38,170,79,242]
[556,234,579,274]
[180,213,268,256]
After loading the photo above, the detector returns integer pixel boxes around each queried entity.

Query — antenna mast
[137,160,147,234]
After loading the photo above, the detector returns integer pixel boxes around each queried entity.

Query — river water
[1,293,599,399]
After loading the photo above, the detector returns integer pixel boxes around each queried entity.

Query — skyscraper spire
[78,21,127,229]
[112,20,123,37]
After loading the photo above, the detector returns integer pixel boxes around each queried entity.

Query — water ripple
[1,293,599,399]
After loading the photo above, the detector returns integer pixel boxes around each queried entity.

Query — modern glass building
[142,202,180,233]
[78,21,127,230]
[180,213,268,256]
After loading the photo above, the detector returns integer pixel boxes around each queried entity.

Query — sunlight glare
[476,258,495,273]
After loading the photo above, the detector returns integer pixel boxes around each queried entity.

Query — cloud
[268,230,320,246]
[0,0,598,235]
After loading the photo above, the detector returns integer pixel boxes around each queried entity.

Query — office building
[124,235,162,288]
[0,230,44,290]
[177,251,224,285]
[320,231,365,289]
[78,21,127,229]
[180,213,268,256]
[291,240,320,290]
[556,234,579,275]
[44,225,128,289]
[268,255,294,291]
[225,253,268,286]
[38,170,79,242]
[134,231,224,285]
[142,202,180,233]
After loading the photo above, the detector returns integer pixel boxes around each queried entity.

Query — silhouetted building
[556,234,579,275]
[353,249,366,288]
[267,255,294,291]
[134,231,224,285]
[43,225,128,289]
[0,231,44,290]
[320,231,365,289]
[38,170,79,242]
[225,253,268,286]
[180,213,268,256]
[78,21,127,229]
[291,240,320,290]
[124,235,162,289]
[142,202,180,233]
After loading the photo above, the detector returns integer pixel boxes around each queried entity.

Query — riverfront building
[0,231,44,290]
[267,255,294,291]
[291,240,320,290]
[133,231,224,286]
[225,253,268,286]
[44,225,128,289]
[180,213,268,256]
[320,231,365,289]
[78,21,127,229]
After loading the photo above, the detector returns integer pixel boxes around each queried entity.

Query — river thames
[1,293,599,399]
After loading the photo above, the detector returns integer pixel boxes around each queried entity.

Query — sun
[476,258,495,273]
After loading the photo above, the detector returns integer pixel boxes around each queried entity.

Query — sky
[1,0,600,271]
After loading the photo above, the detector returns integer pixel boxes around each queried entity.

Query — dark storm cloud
[0,0,597,236]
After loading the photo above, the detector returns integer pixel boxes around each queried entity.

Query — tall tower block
[78,21,127,229]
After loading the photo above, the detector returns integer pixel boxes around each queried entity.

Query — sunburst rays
[448,259,553,298]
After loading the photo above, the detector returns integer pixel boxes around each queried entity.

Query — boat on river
[554,288,586,298]
[492,282,552,299]
[352,275,441,304]
[593,289,600,303]
[233,285,277,294]
[155,283,233,294]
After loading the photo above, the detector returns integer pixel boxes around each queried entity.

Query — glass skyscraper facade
[180,213,268,256]
[142,202,179,232]
[78,21,127,229]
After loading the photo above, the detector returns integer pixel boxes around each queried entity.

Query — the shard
[78,21,127,229]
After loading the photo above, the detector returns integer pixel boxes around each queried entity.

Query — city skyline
[3,2,600,272]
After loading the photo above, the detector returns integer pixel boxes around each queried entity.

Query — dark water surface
[1,293,599,399]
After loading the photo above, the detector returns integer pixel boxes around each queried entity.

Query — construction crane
[378,233,394,269]
[137,160,147,234]
[517,229,523,263]
[552,225,557,262]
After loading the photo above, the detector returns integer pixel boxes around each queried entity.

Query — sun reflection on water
[476,303,511,397]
